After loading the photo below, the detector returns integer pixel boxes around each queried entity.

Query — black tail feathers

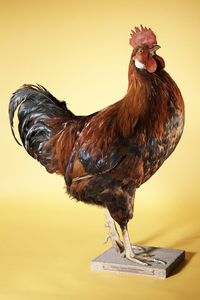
[9,84,73,172]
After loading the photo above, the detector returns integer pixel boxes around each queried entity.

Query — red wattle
[146,55,157,73]
[155,55,165,69]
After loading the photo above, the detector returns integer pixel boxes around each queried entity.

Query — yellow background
[0,0,200,299]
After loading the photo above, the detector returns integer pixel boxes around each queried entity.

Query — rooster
[9,25,184,265]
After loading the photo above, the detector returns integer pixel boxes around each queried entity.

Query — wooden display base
[91,245,185,278]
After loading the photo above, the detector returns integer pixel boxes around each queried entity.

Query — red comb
[129,25,157,48]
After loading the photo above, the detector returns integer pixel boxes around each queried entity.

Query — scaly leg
[121,225,166,265]
[103,208,124,253]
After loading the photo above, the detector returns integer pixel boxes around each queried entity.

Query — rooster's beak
[150,45,161,55]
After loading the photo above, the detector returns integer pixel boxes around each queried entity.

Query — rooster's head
[129,25,165,73]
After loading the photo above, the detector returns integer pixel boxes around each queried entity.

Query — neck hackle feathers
[129,25,157,48]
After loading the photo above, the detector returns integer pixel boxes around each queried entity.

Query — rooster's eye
[138,49,144,54]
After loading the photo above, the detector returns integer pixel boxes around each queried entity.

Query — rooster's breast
[141,104,184,184]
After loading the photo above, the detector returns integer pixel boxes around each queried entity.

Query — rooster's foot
[121,225,166,265]
[103,225,124,252]
[104,208,124,253]
[131,245,144,251]
[121,252,148,266]
[122,251,166,265]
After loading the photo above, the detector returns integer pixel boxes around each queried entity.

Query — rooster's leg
[121,225,166,265]
[103,208,124,253]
